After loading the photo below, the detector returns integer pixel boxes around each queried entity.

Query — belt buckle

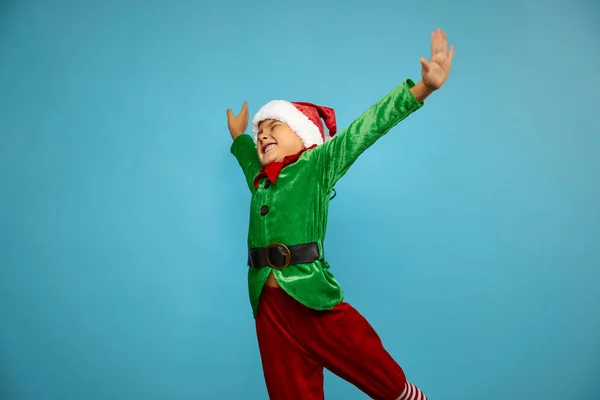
[265,243,291,269]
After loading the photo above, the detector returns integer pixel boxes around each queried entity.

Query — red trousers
[255,286,408,400]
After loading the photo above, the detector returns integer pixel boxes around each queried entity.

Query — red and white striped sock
[396,381,428,400]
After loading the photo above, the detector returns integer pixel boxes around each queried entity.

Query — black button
[260,205,269,215]
[264,180,271,188]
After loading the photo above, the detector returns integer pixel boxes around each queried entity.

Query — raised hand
[227,101,249,140]
[420,28,455,91]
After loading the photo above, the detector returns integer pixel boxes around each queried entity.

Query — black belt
[248,242,321,269]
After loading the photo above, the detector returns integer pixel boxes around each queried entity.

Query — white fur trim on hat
[251,100,324,148]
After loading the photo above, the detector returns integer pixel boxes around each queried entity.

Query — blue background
[1,1,599,399]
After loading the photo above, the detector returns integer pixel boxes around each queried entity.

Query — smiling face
[256,119,304,166]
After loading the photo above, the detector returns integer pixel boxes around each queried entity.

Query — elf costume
[231,79,428,400]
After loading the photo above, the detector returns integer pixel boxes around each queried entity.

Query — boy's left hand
[420,28,455,91]
[227,101,249,140]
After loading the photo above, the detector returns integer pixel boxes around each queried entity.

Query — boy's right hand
[226,101,249,140]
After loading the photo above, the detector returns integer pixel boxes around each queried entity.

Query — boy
[227,29,454,400]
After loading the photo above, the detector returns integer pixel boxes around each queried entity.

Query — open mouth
[263,143,277,153]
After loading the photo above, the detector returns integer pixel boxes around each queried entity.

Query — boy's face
[256,119,304,166]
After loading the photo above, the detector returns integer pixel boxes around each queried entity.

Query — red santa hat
[251,100,337,147]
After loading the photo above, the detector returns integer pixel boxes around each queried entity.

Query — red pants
[255,286,408,400]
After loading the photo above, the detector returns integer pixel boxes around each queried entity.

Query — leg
[255,286,325,400]
[297,301,428,400]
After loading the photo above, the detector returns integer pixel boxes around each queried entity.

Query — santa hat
[251,100,337,147]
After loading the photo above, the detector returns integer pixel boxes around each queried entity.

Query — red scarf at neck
[253,145,316,189]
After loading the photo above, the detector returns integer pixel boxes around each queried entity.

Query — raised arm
[228,102,262,192]
[313,28,455,190]
[312,80,423,190]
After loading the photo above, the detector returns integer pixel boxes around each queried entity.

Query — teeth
[264,144,276,153]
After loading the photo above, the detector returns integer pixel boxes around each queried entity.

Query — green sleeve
[313,79,423,190]
[230,134,262,192]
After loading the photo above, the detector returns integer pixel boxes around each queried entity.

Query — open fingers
[441,30,449,54]
[435,28,445,53]
[432,28,450,56]
[227,102,248,120]
[431,29,439,56]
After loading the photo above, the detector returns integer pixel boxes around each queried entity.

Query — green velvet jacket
[231,79,423,318]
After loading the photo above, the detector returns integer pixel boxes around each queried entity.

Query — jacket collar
[253,145,316,189]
